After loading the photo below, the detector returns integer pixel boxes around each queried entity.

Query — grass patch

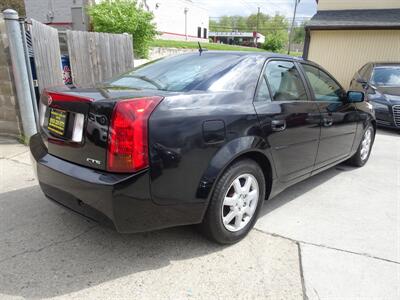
[289,51,303,57]
[150,39,266,52]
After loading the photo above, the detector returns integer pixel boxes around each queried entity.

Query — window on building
[203,28,207,39]
[197,27,202,38]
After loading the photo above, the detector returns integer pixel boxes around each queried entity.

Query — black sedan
[350,62,400,129]
[30,52,375,244]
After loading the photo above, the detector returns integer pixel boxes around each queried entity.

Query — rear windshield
[106,53,256,92]
[372,67,400,86]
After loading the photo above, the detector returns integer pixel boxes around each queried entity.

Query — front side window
[265,61,308,101]
[372,67,400,86]
[358,64,370,78]
[302,64,342,102]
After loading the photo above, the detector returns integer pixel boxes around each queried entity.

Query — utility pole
[288,0,300,55]
[255,7,260,47]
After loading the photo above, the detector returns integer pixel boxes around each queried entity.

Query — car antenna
[198,41,208,56]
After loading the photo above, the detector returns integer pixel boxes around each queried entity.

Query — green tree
[261,15,289,52]
[262,30,287,52]
[218,16,234,32]
[231,16,247,30]
[209,13,289,52]
[209,19,219,32]
[210,15,250,32]
[0,0,25,15]
[246,13,270,32]
[87,0,156,58]
[292,22,308,44]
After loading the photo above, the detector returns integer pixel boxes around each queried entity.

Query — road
[0,129,399,299]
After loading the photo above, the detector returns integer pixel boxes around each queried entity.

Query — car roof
[181,51,329,75]
[183,50,305,61]
[373,62,400,67]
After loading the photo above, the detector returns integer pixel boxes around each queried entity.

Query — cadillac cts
[30,52,375,244]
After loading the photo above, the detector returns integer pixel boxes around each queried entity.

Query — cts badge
[86,158,101,165]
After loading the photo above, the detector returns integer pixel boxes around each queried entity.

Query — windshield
[107,53,247,92]
[371,67,400,86]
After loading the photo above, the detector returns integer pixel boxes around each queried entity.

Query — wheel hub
[360,127,372,161]
[221,173,260,232]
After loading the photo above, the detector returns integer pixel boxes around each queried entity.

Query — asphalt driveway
[0,129,399,299]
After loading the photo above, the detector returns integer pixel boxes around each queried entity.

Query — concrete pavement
[0,129,399,299]
[0,139,303,299]
[255,128,400,299]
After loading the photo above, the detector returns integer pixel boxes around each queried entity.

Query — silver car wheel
[221,173,259,232]
[360,127,373,161]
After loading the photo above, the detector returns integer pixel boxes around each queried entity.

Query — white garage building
[23,0,209,42]
[140,0,209,42]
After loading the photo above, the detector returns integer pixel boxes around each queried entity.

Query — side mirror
[347,91,364,103]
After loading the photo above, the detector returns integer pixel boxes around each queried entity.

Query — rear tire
[347,123,375,167]
[200,159,265,244]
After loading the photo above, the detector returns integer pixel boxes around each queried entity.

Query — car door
[300,63,358,167]
[253,59,321,182]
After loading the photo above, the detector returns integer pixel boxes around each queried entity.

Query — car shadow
[259,163,355,217]
[375,126,399,137]
[0,186,224,299]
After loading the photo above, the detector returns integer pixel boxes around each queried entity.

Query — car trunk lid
[39,87,168,172]
[39,89,116,171]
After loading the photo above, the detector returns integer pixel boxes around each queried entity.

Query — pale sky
[192,0,317,20]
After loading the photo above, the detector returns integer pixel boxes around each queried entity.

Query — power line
[209,16,311,20]
[209,25,305,30]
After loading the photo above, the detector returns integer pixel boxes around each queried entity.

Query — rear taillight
[107,96,162,173]
[45,91,94,104]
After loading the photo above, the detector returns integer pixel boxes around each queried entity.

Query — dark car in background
[30,52,375,244]
[350,62,400,129]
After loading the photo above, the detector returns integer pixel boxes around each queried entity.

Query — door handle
[271,119,286,132]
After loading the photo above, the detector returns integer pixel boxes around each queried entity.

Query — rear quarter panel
[148,90,273,207]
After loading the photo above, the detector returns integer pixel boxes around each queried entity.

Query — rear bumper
[30,133,204,233]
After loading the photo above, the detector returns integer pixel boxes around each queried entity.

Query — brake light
[107,96,162,173]
[45,91,94,104]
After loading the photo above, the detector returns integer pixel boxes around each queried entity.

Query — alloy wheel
[221,173,260,232]
[360,127,373,161]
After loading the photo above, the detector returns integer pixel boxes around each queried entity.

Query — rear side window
[265,61,308,101]
[302,64,343,102]
[255,75,272,102]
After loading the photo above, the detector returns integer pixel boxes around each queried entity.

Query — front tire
[200,159,265,244]
[347,123,375,167]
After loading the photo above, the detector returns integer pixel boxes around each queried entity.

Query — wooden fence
[66,31,134,86]
[30,19,64,93]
